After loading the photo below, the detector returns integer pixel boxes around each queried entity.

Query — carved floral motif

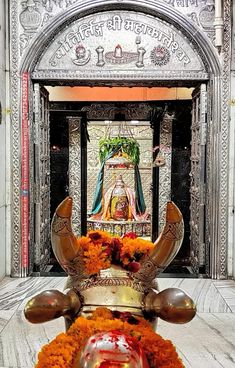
[150,45,170,66]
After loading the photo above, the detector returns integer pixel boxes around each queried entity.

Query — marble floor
[0,276,235,368]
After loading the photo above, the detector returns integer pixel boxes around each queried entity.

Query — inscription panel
[163,0,215,38]
[35,11,206,79]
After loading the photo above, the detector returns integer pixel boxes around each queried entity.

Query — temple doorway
[10,0,227,280]
[40,89,193,276]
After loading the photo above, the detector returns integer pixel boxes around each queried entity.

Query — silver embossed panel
[35,11,206,80]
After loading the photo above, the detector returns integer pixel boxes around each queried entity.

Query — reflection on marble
[158,314,235,368]
[213,280,235,312]
[0,311,64,367]
[0,277,235,368]
[158,278,233,313]
[0,277,38,311]
[0,311,15,333]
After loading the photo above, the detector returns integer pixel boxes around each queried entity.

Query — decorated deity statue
[110,175,129,220]
[100,174,147,221]
[24,197,196,368]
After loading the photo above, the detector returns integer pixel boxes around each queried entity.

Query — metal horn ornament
[134,201,184,284]
[24,197,196,328]
[51,197,88,278]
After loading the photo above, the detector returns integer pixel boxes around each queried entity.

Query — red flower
[103,246,112,257]
[111,238,121,262]
[128,261,140,273]
[88,232,102,242]
[122,232,137,239]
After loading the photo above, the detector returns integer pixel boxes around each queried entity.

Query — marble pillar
[0,0,6,280]
[228,2,235,278]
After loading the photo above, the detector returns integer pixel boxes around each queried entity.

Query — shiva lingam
[24,197,196,367]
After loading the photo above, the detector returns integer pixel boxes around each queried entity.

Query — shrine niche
[87,121,152,237]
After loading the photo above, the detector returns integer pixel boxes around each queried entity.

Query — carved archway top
[19,0,221,79]
[32,10,208,82]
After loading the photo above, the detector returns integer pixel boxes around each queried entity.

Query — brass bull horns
[134,201,184,283]
[152,201,184,270]
[51,197,85,276]
[52,198,183,281]
[24,289,81,324]
[143,288,196,324]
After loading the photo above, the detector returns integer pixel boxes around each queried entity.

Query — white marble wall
[228,72,235,278]
[0,0,6,280]
[228,2,235,278]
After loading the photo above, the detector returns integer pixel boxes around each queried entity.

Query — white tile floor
[0,276,235,368]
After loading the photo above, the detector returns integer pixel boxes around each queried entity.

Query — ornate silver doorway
[190,84,207,274]
[33,83,51,272]
[68,114,87,237]
[49,100,197,274]
[10,0,231,279]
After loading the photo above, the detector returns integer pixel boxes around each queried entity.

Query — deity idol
[110,175,129,220]
[93,174,148,222]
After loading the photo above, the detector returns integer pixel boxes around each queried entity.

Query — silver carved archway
[10,0,230,279]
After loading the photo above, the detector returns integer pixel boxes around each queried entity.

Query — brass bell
[153,152,166,167]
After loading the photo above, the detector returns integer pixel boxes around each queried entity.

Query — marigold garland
[35,307,185,368]
[75,230,154,275]
[35,308,184,368]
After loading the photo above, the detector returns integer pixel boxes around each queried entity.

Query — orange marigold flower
[91,307,113,320]
[83,243,111,275]
[35,333,78,368]
[76,236,92,251]
[120,237,154,260]
[135,238,154,253]
[35,308,185,368]
[74,231,155,275]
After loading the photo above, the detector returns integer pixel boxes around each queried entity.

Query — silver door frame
[9,1,231,279]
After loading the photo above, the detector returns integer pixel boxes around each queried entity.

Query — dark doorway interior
[50,112,69,217]
[49,111,69,273]
[171,104,192,261]
[164,103,192,274]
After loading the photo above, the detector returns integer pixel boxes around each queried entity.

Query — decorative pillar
[21,72,29,277]
[158,113,173,231]
[68,117,82,236]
